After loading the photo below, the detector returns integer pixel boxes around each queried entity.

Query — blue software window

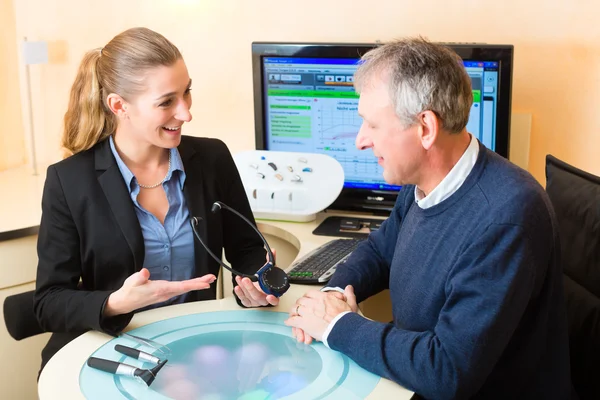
[464,61,499,152]
[263,57,499,191]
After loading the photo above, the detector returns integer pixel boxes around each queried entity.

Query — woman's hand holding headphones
[234,249,280,308]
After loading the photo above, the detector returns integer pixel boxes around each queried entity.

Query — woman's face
[119,58,193,149]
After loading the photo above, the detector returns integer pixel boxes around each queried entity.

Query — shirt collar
[109,135,186,193]
[415,134,479,209]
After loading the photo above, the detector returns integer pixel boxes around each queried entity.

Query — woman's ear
[106,93,128,119]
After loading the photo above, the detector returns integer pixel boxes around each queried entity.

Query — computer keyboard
[287,238,364,284]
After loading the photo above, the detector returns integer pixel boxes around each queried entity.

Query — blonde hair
[62,27,182,156]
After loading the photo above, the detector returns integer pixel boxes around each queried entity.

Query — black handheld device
[87,357,167,386]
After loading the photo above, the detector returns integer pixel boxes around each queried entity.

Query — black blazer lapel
[179,140,211,276]
[94,139,145,270]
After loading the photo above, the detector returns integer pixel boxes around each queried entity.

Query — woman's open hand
[104,268,216,316]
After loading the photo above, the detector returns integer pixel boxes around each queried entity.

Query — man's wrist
[322,310,351,348]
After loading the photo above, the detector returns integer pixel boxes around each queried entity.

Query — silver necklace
[138,151,171,189]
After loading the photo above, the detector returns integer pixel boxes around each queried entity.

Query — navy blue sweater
[327,144,571,399]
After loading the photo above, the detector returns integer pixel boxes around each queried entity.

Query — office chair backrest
[3,290,45,341]
[545,154,600,400]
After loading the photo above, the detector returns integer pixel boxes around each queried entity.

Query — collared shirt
[322,134,480,347]
[414,134,479,209]
[109,136,195,308]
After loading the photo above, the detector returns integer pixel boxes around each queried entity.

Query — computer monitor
[252,41,514,215]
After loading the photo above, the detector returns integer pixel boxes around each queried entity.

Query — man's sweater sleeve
[326,223,540,400]
[326,196,406,302]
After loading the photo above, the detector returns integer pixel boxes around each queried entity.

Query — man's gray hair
[354,37,473,133]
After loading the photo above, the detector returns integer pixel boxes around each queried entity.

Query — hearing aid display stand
[79,311,379,399]
[233,150,344,222]
[38,217,414,400]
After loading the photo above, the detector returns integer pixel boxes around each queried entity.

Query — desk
[0,165,45,238]
[38,213,413,399]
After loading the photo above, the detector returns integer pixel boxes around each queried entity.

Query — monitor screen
[252,42,514,214]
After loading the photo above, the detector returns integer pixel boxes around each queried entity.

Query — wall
[0,0,26,171]
[9,0,600,182]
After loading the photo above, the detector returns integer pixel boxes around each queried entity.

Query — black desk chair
[1,226,44,341]
[3,290,45,341]
[546,155,600,400]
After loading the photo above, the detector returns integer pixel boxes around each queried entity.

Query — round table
[38,284,413,399]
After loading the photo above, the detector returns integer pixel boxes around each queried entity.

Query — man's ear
[106,93,128,119]
[418,110,440,150]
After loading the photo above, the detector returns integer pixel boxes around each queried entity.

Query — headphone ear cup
[259,267,290,298]
[257,278,271,296]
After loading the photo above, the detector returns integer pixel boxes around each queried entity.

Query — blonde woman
[34,27,277,372]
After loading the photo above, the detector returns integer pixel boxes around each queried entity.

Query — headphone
[190,201,290,297]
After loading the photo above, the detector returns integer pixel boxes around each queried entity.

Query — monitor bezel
[251,41,514,214]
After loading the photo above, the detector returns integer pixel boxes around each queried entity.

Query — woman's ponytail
[61,49,114,157]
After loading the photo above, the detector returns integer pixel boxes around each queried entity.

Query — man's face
[355,75,424,186]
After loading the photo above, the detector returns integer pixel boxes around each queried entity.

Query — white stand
[233,150,345,222]
[22,38,48,176]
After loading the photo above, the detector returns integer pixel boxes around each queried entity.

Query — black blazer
[33,136,265,370]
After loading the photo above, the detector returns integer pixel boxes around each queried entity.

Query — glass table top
[79,310,379,399]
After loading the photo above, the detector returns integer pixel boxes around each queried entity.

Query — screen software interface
[262,57,500,191]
